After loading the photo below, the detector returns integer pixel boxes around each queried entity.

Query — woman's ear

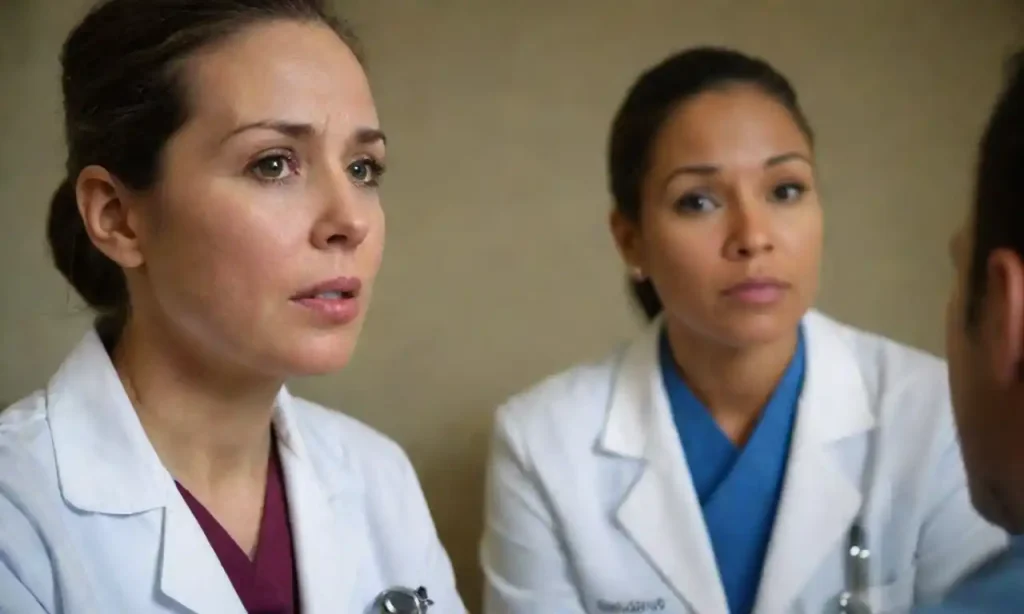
[981,247,1024,384]
[609,209,646,276]
[75,165,145,270]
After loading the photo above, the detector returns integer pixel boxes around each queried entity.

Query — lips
[722,277,790,305]
[291,277,362,301]
[290,277,363,324]
[296,289,355,300]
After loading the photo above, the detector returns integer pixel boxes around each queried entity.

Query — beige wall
[1,0,1022,609]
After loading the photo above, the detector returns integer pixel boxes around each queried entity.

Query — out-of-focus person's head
[946,51,1024,534]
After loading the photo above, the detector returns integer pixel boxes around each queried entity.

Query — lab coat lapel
[160,495,248,614]
[45,332,245,613]
[600,320,730,614]
[46,333,367,613]
[274,390,363,614]
[48,330,167,515]
[753,312,875,614]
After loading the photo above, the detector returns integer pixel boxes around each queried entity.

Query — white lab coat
[0,330,466,614]
[481,310,1009,614]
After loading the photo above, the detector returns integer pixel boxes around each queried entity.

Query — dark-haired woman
[480,47,1007,614]
[0,1,464,612]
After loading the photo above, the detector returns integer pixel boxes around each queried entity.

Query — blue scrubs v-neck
[659,328,806,614]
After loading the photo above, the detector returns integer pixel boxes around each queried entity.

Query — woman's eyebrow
[219,119,315,144]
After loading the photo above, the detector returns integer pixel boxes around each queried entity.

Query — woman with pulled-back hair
[0,1,465,612]
[480,47,1008,614]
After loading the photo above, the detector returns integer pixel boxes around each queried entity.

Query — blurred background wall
[1,0,1021,609]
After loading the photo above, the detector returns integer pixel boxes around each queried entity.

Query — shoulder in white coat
[481,310,1008,614]
[0,331,465,614]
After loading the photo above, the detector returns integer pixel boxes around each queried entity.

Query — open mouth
[291,276,362,303]
[295,290,357,301]
[290,278,363,323]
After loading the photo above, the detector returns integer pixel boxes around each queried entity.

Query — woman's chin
[289,355,354,376]
[275,334,360,376]
[717,313,801,349]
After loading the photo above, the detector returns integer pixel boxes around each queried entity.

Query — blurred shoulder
[807,310,953,459]
[490,342,632,460]
[811,311,946,384]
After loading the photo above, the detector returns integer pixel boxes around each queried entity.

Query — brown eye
[675,192,717,213]
[770,182,805,203]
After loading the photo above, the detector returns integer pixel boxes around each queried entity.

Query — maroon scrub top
[176,445,300,614]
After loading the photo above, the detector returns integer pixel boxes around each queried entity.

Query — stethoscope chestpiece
[374,586,434,614]
[837,523,872,614]
[837,591,871,614]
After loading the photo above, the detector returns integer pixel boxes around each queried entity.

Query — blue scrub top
[914,536,1024,613]
[660,327,806,614]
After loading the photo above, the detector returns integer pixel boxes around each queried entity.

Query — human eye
[769,181,807,203]
[247,151,299,184]
[674,191,718,213]
[347,156,386,188]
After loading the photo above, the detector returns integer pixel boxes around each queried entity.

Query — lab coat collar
[47,330,245,612]
[597,310,875,614]
[48,329,171,514]
[47,330,348,515]
[273,389,365,614]
[48,330,363,613]
[753,310,872,614]
[157,389,353,614]
[157,384,361,614]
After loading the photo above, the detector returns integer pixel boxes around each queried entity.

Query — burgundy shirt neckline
[175,443,300,614]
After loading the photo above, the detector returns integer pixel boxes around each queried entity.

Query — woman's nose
[310,182,370,251]
[724,202,774,260]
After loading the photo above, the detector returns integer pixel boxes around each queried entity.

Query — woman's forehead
[651,88,811,170]
[182,20,377,133]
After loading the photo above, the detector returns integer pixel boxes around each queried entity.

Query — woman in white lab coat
[480,47,1008,614]
[0,1,464,613]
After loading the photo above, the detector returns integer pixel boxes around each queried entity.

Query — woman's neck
[664,319,799,445]
[111,315,282,492]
